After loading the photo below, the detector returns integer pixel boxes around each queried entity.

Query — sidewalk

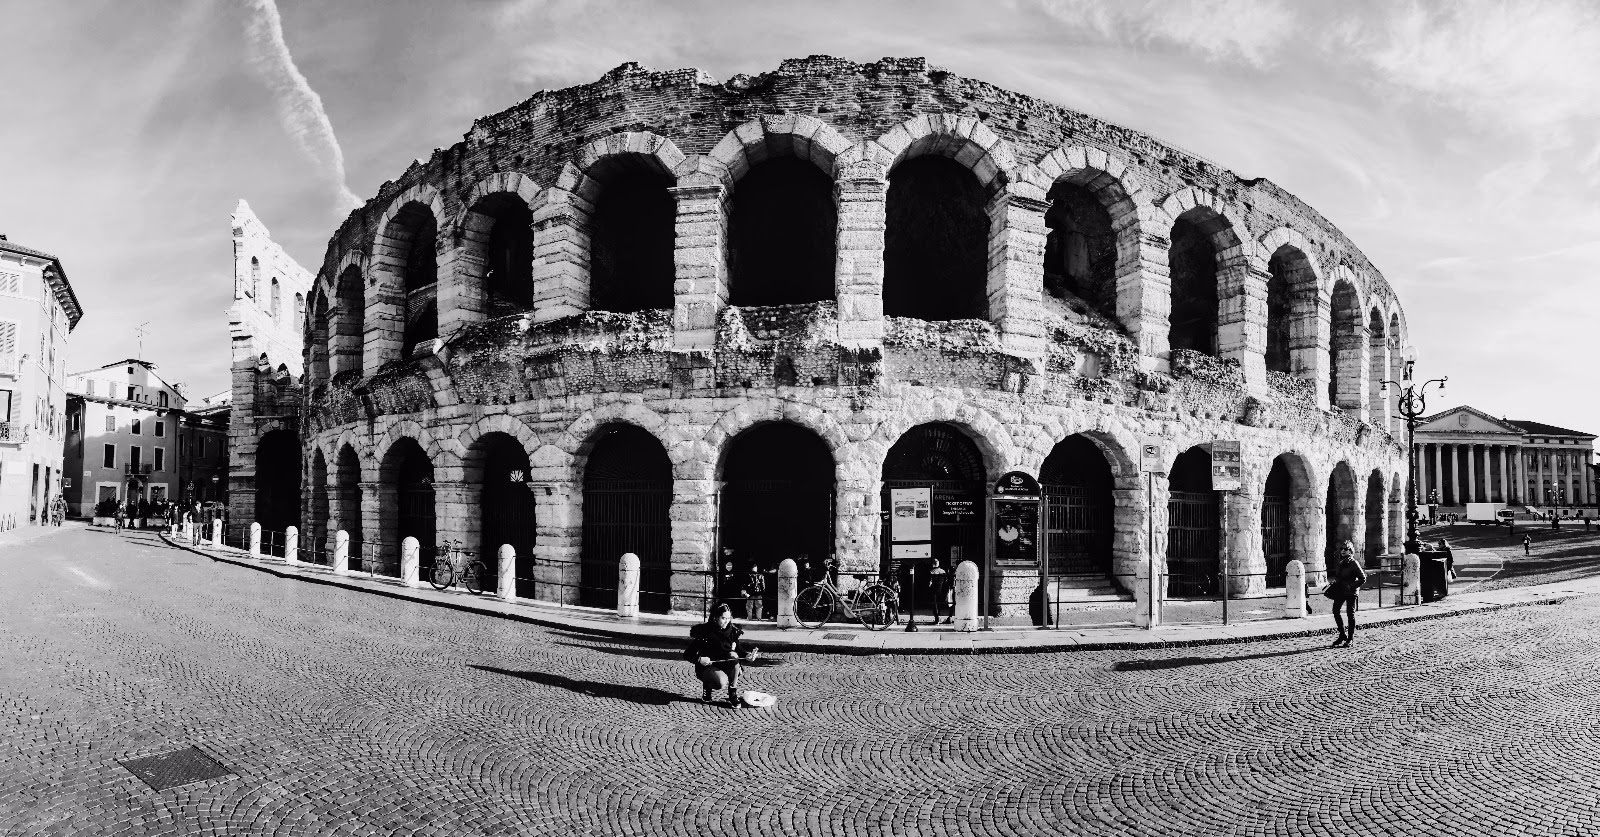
[157,532,1597,655]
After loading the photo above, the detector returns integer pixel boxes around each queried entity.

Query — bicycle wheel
[856,584,899,631]
[463,561,487,595]
[794,586,833,629]
[429,560,455,591]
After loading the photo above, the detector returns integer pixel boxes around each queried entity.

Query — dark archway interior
[388,439,435,576]
[1265,250,1293,374]
[729,157,837,306]
[1325,465,1355,561]
[590,170,676,313]
[395,203,439,358]
[477,193,533,315]
[335,265,364,373]
[1043,182,1117,322]
[1329,281,1360,405]
[1168,215,1219,356]
[256,429,302,557]
[1040,435,1114,576]
[582,424,673,613]
[477,434,536,596]
[1166,446,1218,596]
[884,156,989,322]
[310,450,329,563]
[722,423,835,614]
[1365,471,1385,566]
[336,446,363,570]
[1262,457,1292,585]
[881,422,987,609]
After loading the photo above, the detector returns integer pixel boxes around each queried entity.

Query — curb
[157,532,1592,656]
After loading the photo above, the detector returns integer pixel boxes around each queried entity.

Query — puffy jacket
[683,621,745,664]
[1328,557,1367,598]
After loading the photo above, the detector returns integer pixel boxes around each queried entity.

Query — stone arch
[455,413,540,469]
[372,419,446,469]
[1329,266,1368,415]
[707,115,852,185]
[1365,468,1388,565]
[1258,229,1327,395]
[876,113,1017,194]
[1030,146,1144,328]
[333,441,365,568]
[461,428,538,595]
[571,135,683,314]
[1325,460,1359,562]
[370,184,445,364]
[1261,450,1321,587]
[1166,444,1221,596]
[308,447,330,560]
[1390,469,1406,554]
[1368,306,1391,428]
[377,435,436,577]
[451,171,542,326]
[330,251,367,377]
[561,402,674,469]
[307,290,330,387]
[702,399,852,485]
[718,421,838,609]
[871,401,1016,480]
[1159,189,1254,363]
[577,421,675,612]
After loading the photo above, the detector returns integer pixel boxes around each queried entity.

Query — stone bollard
[953,560,980,632]
[249,522,262,555]
[1133,563,1162,628]
[210,520,222,548]
[776,559,799,628]
[401,537,420,588]
[283,526,299,565]
[1401,553,1421,605]
[617,553,640,618]
[1285,560,1307,619]
[498,545,516,601]
[333,530,349,575]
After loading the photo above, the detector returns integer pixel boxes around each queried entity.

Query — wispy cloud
[241,0,360,212]
[1034,0,1295,66]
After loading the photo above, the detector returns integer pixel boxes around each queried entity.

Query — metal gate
[1262,494,1289,587]
[400,481,435,580]
[581,480,672,612]
[722,480,834,611]
[1042,484,1112,576]
[483,476,537,597]
[1166,490,1218,596]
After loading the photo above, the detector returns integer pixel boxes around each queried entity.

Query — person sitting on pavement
[684,603,758,707]
[1327,540,1367,648]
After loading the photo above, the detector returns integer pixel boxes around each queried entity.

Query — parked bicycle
[794,570,900,631]
[430,539,490,594]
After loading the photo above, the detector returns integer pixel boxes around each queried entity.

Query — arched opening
[389,202,439,358]
[728,157,837,306]
[721,423,836,617]
[1325,461,1357,562]
[1166,446,1219,596]
[1040,435,1114,577]
[250,256,260,299]
[1168,211,1223,356]
[471,433,536,596]
[1329,279,1361,408]
[270,277,281,321]
[1365,470,1385,567]
[308,292,330,386]
[309,449,329,563]
[1265,250,1294,374]
[380,438,434,579]
[1390,475,1405,554]
[589,163,676,313]
[294,293,305,334]
[1368,307,1389,423]
[1043,181,1117,322]
[1261,457,1292,586]
[882,422,987,612]
[334,265,364,377]
[335,445,363,571]
[255,429,301,557]
[460,193,534,318]
[883,156,988,322]
[581,425,673,612]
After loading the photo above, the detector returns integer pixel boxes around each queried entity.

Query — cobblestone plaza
[5,526,1598,836]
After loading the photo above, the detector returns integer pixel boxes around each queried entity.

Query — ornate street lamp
[1381,346,1447,556]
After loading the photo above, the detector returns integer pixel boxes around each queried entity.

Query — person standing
[1327,540,1367,648]
[742,562,767,621]
[928,556,951,625]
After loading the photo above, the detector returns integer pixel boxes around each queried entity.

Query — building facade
[247,58,1411,612]
[226,200,312,540]
[64,360,192,514]
[178,392,231,507]
[0,234,82,526]
[1412,406,1595,509]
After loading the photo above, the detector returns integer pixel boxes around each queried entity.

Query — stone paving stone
[4,528,1600,836]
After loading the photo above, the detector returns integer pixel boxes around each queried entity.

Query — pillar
[776,558,798,629]
[284,526,299,565]
[498,544,516,601]
[985,190,1049,358]
[1535,448,1545,504]
[333,529,349,574]
[833,174,887,347]
[953,560,980,632]
[1120,231,1173,372]
[1466,444,1477,504]
[1514,445,1526,504]
[1284,560,1306,619]
[1432,444,1443,504]
[669,182,729,352]
[617,552,640,618]
[529,187,591,322]
[401,536,420,588]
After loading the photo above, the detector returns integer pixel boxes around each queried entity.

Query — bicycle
[429,539,490,595]
[794,570,900,631]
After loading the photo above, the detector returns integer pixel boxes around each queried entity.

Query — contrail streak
[242,0,362,211]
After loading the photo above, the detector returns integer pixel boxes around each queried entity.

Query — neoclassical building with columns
[1412,406,1595,509]
[272,57,1411,613]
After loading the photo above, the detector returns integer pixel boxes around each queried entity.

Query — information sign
[889,486,932,543]
[1139,439,1167,475]
[937,497,977,523]
[993,471,1041,497]
[1210,440,1242,492]
[992,498,1039,566]
[891,543,933,560]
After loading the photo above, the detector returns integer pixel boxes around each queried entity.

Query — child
[742,563,767,621]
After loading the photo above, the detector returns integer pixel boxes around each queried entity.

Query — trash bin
[1418,551,1450,602]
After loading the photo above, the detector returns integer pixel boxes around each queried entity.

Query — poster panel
[890,486,932,543]
[1210,440,1242,492]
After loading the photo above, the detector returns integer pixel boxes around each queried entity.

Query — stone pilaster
[833,176,887,348]
[985,191,1048,358]
[1290,284,1332,411]
[530,188,592,323]
[670,477,717,613]
[1117,231,1171,368]
[670,183,729,352]
[1224,487,1263,596]
[1218,263,1270,390]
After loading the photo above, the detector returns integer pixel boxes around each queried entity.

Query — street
[3,525,1598,836]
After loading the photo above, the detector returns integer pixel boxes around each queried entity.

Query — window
[131,418,141,435]
[178,436,185,457]
[105,414,115,432]
[155,448,164,472]
[130,446,141,470]
[154,419,164,437]
[85,379,95,396]
[0,271,19,295]
[0,388,10,422]
[69,410,80,432]
[126,386,135,401]
[158,391,168,408]
[102,444,115,468]
[0,319,15,371]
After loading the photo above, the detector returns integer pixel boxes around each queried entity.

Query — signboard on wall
[889,486,932,543]
[1140,439,1167,475]
[993,471,1041,497]
[993,498,1039,567]
[1210,441,1242,492]
[937,497,976,523]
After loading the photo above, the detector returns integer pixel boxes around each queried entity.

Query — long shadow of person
[469,664,689,707]
[1113,646,1322,672]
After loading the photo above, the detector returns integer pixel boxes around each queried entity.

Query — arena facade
[256,56,1411,614]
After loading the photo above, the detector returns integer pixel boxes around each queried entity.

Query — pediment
[1417,405,1523,435]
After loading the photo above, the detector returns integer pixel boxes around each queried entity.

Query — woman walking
[1326,540,1368,648]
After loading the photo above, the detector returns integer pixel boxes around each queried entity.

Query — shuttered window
[0,272,19,295]
[0,320,15,372]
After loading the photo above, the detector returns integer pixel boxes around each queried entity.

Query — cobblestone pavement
[1418,524,1600,593]
[5,527,1600,836]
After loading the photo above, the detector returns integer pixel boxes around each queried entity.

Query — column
[1451,444,1463,506]
[1431,444,1443,504]
[1514,445,1526,505]
[1466,445,1477,504]
[1535,448,1545,505]
[833,174,888,347]
[530,187,592,322]
[985,190,1050,359]
[1498,445,1509,503]
[669,182,730,352]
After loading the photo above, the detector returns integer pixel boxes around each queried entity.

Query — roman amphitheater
[257,56,1410,616]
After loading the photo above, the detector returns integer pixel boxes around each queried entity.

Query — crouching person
[685,603,759,707]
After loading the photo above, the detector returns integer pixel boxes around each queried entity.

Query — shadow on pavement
[469,664,691,706]
[551,640,785,666]
[1114,646,1323,672]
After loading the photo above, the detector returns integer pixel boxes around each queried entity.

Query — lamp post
[1381,346,1447,556]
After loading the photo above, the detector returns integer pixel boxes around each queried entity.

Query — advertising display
[993,499,1039,567]
[889,487,932,543]
[1210,440,1242,492]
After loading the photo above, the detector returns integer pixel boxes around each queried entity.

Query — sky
[1,0,1596,434]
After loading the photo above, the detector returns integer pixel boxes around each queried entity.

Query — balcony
[0,422,13,442]
[124,463,154,477]
[0,355,15,377]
